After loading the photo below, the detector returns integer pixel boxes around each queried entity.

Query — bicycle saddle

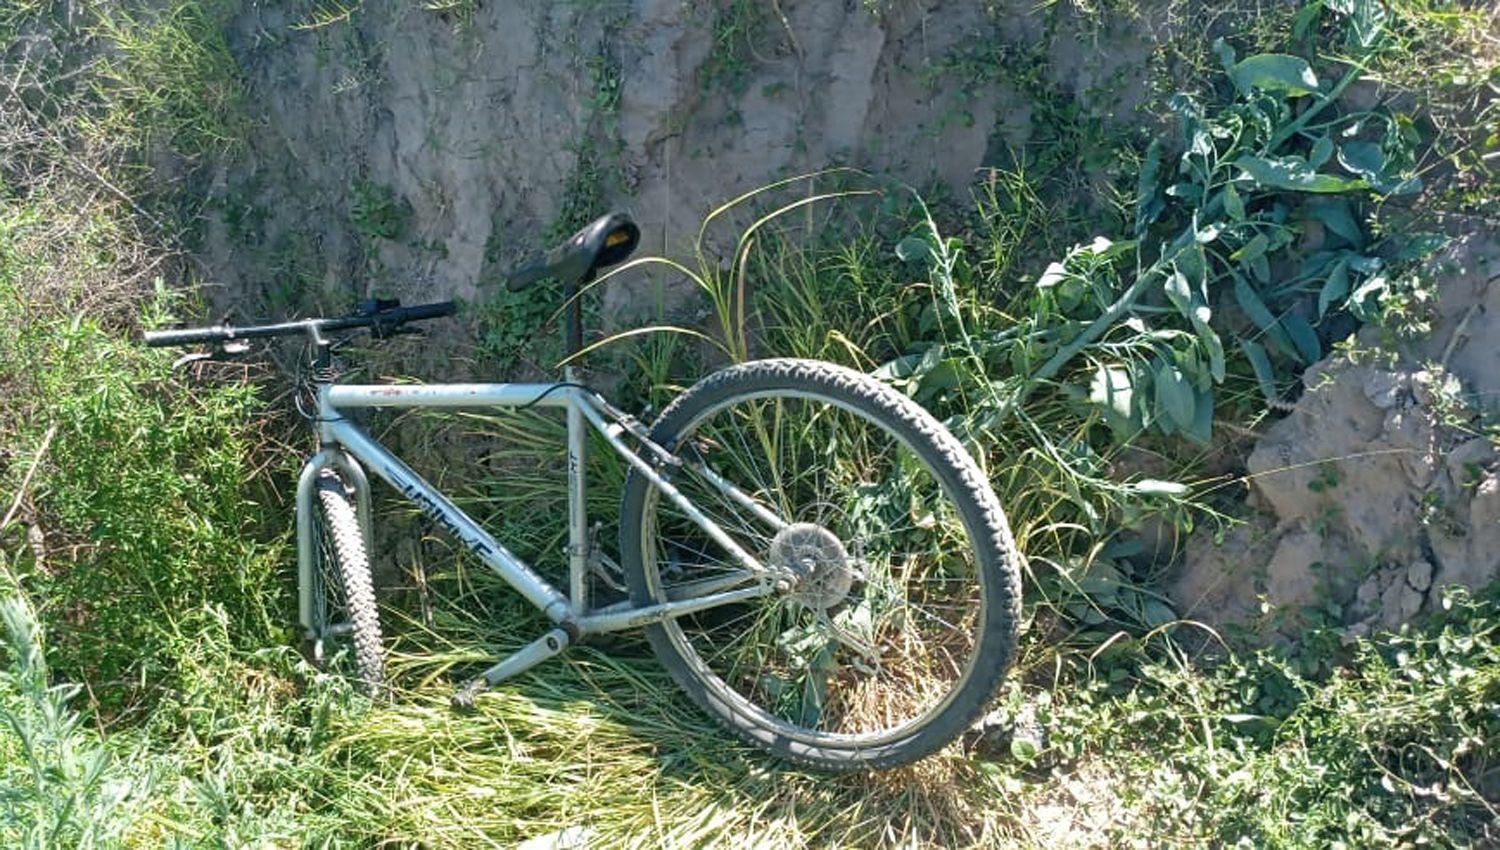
[505,212,641,291]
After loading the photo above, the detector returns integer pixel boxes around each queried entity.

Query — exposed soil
[1171,233,1500,639]
[200,1,1161,321]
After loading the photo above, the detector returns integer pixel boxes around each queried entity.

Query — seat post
[562,270,593,361]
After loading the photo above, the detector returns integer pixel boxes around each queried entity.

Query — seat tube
[565,367,588,616]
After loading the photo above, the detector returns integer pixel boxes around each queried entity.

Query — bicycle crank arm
[451,627,570,710]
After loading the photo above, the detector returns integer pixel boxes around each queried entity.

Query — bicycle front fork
[294,447,374,643]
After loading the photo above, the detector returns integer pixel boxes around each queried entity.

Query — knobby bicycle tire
[618,359,1021,770]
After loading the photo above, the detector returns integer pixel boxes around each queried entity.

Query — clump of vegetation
[0,593,151,847]
[0,196,286,704]
[350,178,412,240]
[897,1,1442,451]
[91,0,248,162]
[0,0,1496,846]
[699,0,771,98]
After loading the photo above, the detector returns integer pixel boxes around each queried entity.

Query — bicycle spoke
[641,389,986,743]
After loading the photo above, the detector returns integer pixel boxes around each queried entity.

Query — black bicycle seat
[505,212,640,292]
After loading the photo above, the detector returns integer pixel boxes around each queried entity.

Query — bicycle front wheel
[618,359,1021,770]
[307,470,386,693]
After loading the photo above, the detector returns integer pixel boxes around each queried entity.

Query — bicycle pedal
[450,680,484,712]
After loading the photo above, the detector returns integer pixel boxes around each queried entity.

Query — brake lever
[172,351,212,369]
[171,339,253,370]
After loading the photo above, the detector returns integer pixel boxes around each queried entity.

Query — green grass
[89,0,248,165]
[1,0,1498,846]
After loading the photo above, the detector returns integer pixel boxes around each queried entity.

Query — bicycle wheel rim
[637,388,990,748]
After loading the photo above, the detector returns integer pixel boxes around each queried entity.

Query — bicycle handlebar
[142,300,457,348]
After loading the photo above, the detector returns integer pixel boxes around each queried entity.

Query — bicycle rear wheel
[307,470,386,693]
[618,359,1021,770]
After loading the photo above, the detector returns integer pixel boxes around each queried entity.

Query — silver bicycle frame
[295,369,779,643]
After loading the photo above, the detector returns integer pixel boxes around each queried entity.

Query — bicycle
[145,212,1023,770]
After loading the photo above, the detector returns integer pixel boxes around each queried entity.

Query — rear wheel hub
[768,522,853,609]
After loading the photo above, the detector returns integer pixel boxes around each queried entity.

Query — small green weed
[350,178,412,241]
[700,0,769,97]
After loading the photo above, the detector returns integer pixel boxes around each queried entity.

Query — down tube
[325,417,574,624]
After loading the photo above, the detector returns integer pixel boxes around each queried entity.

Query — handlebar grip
[399,301,457,321]
[142,326,229,347]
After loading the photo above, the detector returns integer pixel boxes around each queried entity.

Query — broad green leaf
[1010,738,1039,763]
[1103,540,1147,561]
[1309,135,1334,169]
[1235,154,1367,193]
[1177,346,1210,391]
[873,352,925,381]
[1337,141,1386,183]
[1387,176,1423,196]
[1224,183,1246,221]
[1177,242,1207,284]
[1199,321,1226,383]
[895,235,932,264]
[1230,54,1320,97]
[1141,598,1178,627]
[1298,250,1339,280]
[1291,0,1322,42]
[1089,364,1136,422]
[1186,387,1214,446]
[1337,141,1419,195]
[1167,182,1204,203]
[1231,233,1269,264]
[1239,338,1279,405]
[1318,259,1350,318]
[1154,363,1196,432]
[1310,199,1363,246]
[1250,254,1271,284]
[1135,139,1164,236]
[914,359,962,400]
[1282,313,1321,364]
[1234,276,1278,331]
[1078,560,1125,598]
[1394,232,1449,261]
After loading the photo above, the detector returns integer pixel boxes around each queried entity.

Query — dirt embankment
[199,0,1156,321]
[1172,235,1500,638]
